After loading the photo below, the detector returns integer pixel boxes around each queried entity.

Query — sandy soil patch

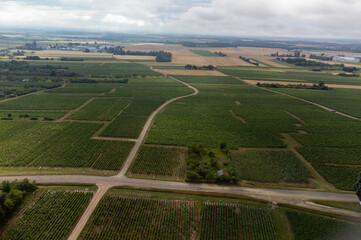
[229,109,247,123]
[154,69,226,76]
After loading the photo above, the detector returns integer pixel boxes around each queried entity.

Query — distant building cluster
[332,55,361,63]
[45,43,113,52]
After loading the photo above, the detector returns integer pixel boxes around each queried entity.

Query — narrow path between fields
[57,97,95,122]
[263,87,361,121]
[67,184,112,240]
[236,77,360,121]
[116,75,199,177]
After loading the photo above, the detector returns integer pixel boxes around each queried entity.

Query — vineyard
[1,190,93,240]
[286,209,361,240]
[230,150,310,183]
[0,121,134,170]
[146,84,300,148]
[219,68,361,85]
[276,88,361,117]
[297,147,361,190]
[47,83,117,93]
[69,97,130,121]
[129,145,187,178]
[100,115,148,138]
[0,92,92,110]
[79,195,197,239]
[200,202,280,240]
[172,75,243,84]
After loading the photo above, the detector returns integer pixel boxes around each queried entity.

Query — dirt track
[67,184,112,240]
[116,75,199,177]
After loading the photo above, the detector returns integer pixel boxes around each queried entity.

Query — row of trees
[257,81,330,90]
[239,56,259,66]
[100,46,172,62]
[186,143,237,183]
[185,64,214,70]
[0,179,37,222]
[309,54,334,61]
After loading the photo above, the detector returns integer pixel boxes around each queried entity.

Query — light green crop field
[190,49,219,57]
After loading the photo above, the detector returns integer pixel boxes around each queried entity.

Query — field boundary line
[91,136,137,142]
[285,110,305,124]
[90,100,132,139]
[57,97,95,122]
[235,77,361,121]
[281,133,337,191]
[67,184,113,240]
[116,75,199,177]
[263,87,360,121]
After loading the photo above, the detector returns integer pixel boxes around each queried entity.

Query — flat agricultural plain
[1,42,361,240]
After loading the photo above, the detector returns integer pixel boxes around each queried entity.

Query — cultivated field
[1,190,93,239]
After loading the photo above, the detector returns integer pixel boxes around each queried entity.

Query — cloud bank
[0,0,360,38]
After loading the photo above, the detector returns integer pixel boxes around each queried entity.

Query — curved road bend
[116,76,199,177]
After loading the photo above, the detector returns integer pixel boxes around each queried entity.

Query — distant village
[45,43,113,53]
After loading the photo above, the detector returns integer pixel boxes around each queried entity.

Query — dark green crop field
[220,68,361,85]
[275,88,361,117]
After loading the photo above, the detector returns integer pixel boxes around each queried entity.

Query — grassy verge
[0,167,117,176]
[313,200,361,212]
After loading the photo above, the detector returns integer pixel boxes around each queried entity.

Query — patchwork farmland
[1,37,360,240]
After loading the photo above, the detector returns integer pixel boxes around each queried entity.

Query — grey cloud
[1,0,361,38]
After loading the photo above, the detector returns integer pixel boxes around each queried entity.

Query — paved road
[68,184,112,240]
[1,175,357,203]
[2,175,360,218]
[116,76,199,177]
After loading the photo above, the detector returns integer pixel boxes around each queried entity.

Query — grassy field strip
[301,201,361,218]
[259,87,361,121]
[57,97,95,121]
[116,76,199,177]
[68,184,112,240]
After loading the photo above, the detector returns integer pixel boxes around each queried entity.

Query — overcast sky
[1,0,361,38]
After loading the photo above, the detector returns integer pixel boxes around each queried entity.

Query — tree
[185,64,192,70]
[186,171,201,180]
[356,173,361,204]
[220,142,227,151]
